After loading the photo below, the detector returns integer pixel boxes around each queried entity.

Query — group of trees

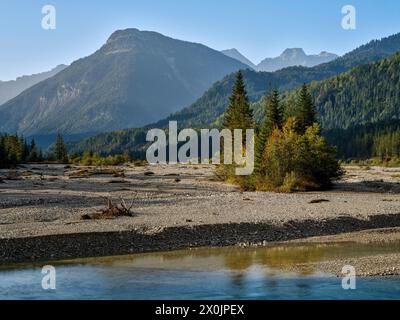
[0,133,70,168]
[0,134,43,168]
[220,71,342,192]
[0,130,141,169]
[325,120,400,160]
[374,131,400,159]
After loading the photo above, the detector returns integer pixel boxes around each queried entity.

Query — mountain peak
[280,48,307,59]
[106,28,141,43]
[222,48,241,54]
[221,48,256,69]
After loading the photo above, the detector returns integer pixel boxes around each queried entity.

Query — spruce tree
[55,133,68,163]
[28,139,39,162]
[219,71,254,184]
[296,84,316,134]
[255,90,283,174]
[222,71,253,131]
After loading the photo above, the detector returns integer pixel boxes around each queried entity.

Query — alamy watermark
[146,121,254,175]
[341,265,356,290]
[341,5,356,30]
[41,5,56,30]
[41,265,56,290]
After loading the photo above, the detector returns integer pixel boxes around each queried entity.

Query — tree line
[0,133,69,168]
[324,119,400,161]
[0,134,42,168]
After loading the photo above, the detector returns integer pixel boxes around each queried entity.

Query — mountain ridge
[0,64,67,105]
[221,48,338,72]
[257,48,338,72]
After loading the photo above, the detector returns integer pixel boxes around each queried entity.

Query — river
[1,242,399,299]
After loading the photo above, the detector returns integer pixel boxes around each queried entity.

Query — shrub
[260,118,343,191]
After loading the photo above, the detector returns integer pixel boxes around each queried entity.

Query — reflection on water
[0,241,399,299]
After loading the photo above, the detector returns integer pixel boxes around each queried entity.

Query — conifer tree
[296,84,316,134]
[55,133,69,163]
[27,139,39,162]
[223,71,253,131]
[255,89,283,174]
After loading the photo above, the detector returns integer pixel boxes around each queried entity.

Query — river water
[1,242,399,299]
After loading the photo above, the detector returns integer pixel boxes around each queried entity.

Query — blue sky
[1,0,400,80]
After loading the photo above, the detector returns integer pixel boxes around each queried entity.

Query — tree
[54,133,68,163]
[27,139,39,162]
[222,71,253,132]
[296,84,316,134]
[255,90,283,173]
[219,71,254,189]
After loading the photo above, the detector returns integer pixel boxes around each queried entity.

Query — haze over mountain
[221,49,256,69]
[68,32,400,156]
[257,48,338,72]
[0,65,67,105]
[0,28,248,137]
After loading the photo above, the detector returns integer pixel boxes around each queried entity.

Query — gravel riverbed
[0,163,399,272]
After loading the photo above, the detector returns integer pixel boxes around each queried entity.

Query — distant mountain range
[0,64,67,105]
[221,48,338,71]
[69,32,400,156]
[0,28,248,138]
[256,48,338,71]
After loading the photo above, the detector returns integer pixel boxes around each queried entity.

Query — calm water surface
[1,241,399,299]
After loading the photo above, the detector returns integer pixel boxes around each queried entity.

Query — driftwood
[81,197,135,220]
[309,199,330,204]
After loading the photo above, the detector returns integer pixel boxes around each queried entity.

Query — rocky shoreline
[1,214,400,265]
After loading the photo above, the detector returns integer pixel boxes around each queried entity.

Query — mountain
[221,49,256,69]
[69,32,400,157]
[249,52,400,129]
[256,48,338,72]
[0,28,248,137]
[151,32,400,129]
[229,52,400,159]
[0,65,67,105]
[312,53,400,130]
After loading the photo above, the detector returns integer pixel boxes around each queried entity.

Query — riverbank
[285,228,400,276]
[0,164,399,270]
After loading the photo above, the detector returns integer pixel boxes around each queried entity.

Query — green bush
[71,152,132,166]
[259,118,343,191]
